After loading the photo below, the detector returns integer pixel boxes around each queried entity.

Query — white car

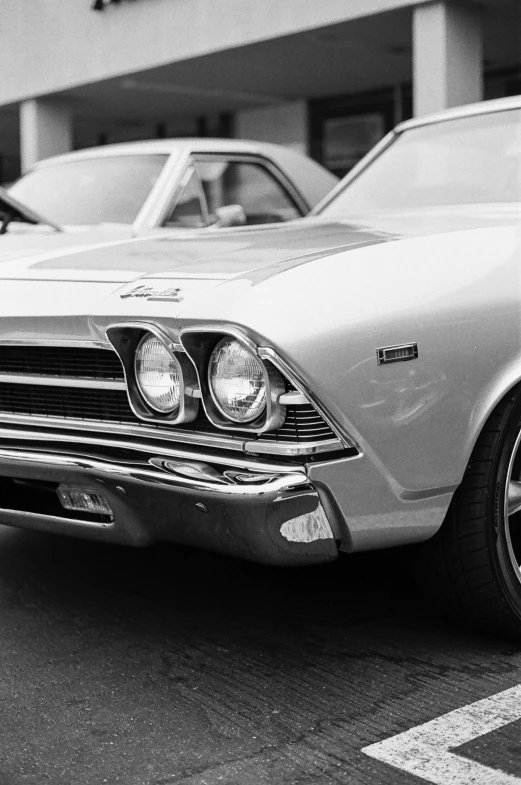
[2,97,521,639]
[5,138,337,235]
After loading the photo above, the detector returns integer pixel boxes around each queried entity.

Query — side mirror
[213,204,247,228]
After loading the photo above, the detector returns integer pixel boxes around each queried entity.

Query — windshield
[320,108,521,217]
[8,154,169,225]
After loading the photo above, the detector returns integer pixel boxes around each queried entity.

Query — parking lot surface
[0,524,520,785]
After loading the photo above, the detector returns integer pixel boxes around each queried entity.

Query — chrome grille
[0,345,340,452]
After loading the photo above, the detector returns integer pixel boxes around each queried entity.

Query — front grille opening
[0,477,113,524]
[0,383,138,423]
[0,346,124,380]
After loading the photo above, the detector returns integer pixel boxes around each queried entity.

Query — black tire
[416,387,521,640]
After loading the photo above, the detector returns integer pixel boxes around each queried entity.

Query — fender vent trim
[377,343,418,365]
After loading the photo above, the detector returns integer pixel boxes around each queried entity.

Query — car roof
[33,138,305,167]
[397,94,521,133]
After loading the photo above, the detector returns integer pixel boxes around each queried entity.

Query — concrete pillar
[235,102,308,154]
[19,99,73,172]
[413,1,483,117]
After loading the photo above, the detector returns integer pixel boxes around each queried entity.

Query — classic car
[3,138,337,235]
[0,94,520,638]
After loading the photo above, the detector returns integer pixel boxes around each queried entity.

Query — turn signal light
[57,485,114,520]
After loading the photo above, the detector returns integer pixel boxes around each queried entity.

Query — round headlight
[134,334,181,414]
[208,338,267,423]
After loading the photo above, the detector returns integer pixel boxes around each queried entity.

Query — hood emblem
[120,285,183,302]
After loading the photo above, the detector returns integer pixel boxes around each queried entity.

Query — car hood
[0,219,389,283]
[0,205,517,285]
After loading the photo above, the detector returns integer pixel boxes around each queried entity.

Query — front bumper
[0,430,339,566]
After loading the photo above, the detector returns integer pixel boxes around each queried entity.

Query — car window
[194,159,301,224]
[8,154,169,225]
[164,167,207,228]
[320,108,521,216]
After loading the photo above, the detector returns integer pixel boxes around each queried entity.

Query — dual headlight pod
[107,323,286,432]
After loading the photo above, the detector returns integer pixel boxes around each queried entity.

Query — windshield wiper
[0,186,62,234]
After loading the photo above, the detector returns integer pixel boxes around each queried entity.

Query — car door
[163,154,304,229]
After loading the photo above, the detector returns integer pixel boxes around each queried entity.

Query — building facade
[0,0,519,183]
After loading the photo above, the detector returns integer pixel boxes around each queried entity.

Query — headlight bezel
[106,322,199,425]
[180,327,286,433]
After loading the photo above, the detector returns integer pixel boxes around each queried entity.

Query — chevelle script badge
[120,285,183,302]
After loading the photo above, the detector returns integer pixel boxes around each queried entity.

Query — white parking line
[362,684,521,784]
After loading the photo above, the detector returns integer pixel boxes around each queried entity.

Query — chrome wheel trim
[504,427,521,584]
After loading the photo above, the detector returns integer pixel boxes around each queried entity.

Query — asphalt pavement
[0,524,520,785]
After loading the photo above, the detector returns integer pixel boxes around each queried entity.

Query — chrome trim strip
[0,373,126,390]
[0,339,112,349]
[0,412,247,451]
[244,438,343,456]
[0,446,310,497]
[0,424,300,473]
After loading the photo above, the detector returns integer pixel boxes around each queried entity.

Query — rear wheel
[418,388,521,639]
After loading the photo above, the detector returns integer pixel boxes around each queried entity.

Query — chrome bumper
[0,431,339,566]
